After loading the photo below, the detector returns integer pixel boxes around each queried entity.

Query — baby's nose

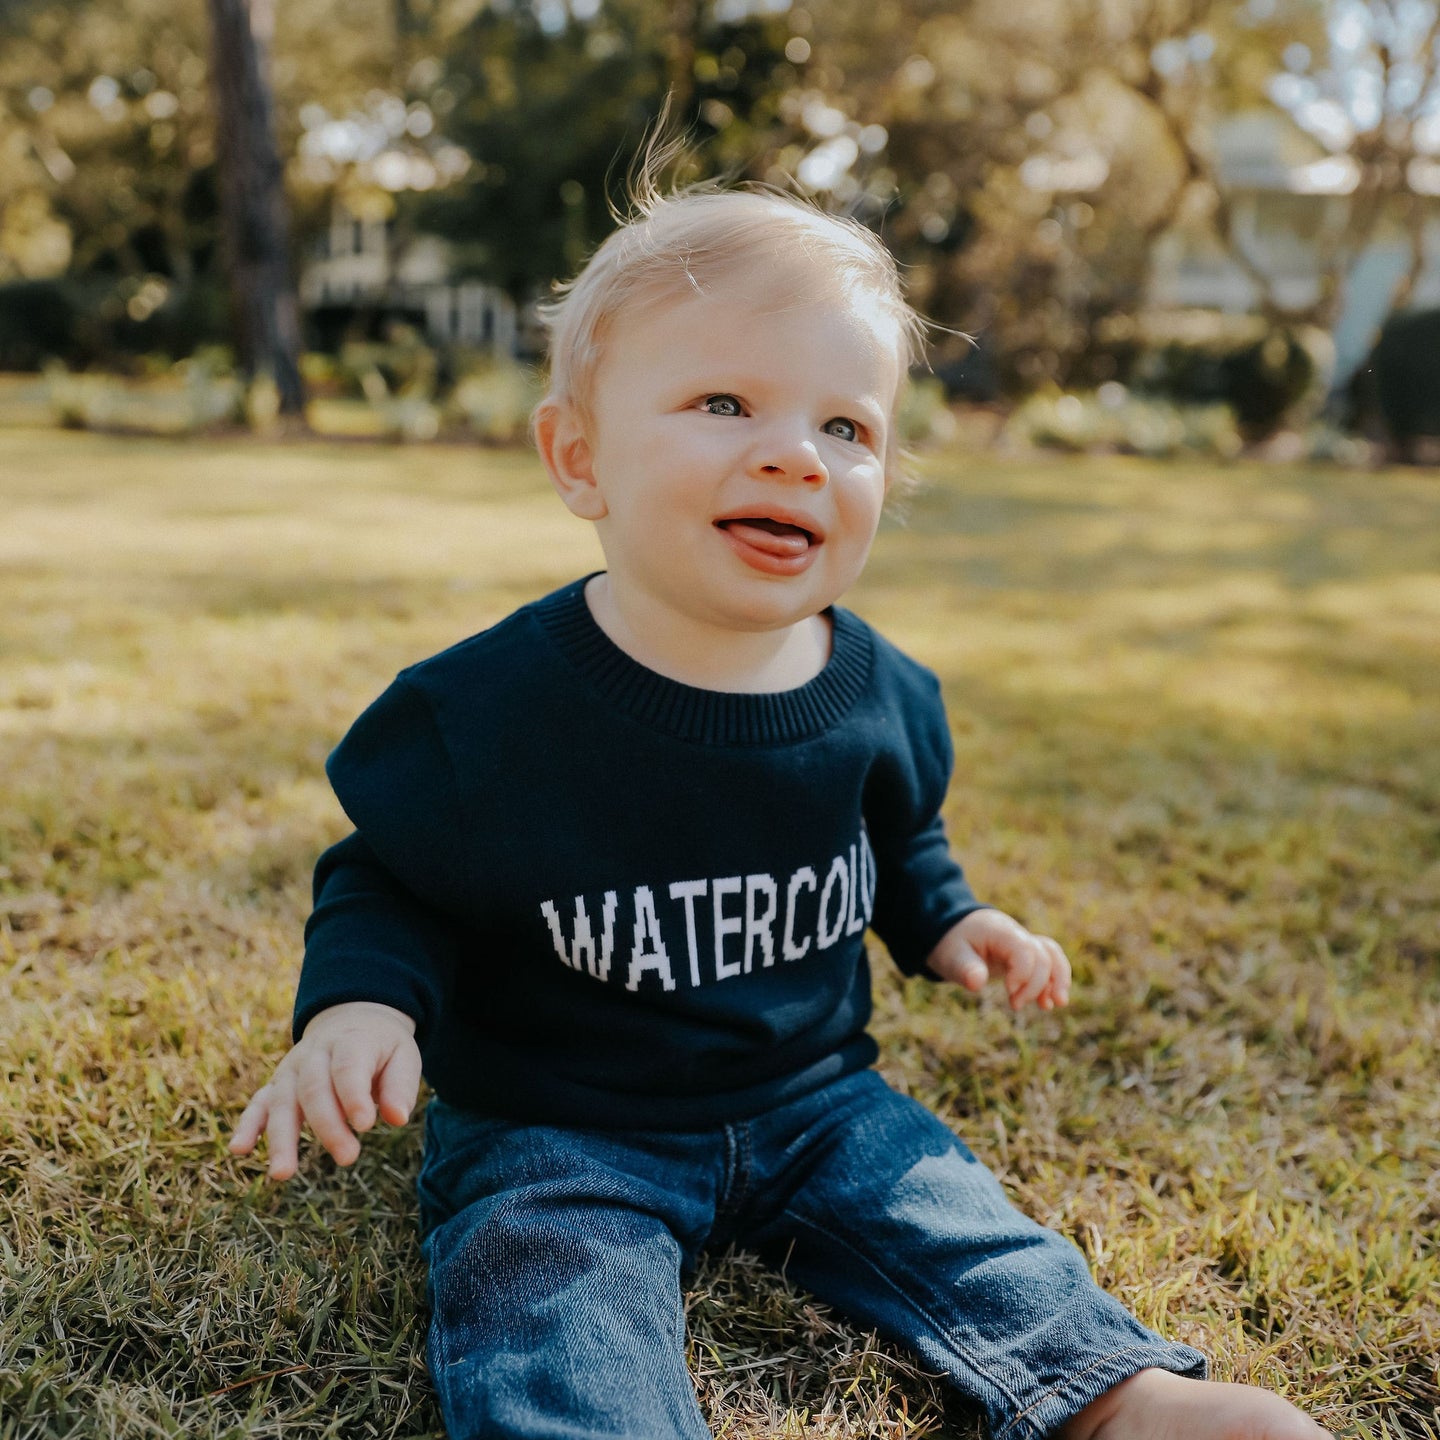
[755,435,827,484]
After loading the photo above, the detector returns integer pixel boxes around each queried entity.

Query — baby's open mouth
[715,517,817,557]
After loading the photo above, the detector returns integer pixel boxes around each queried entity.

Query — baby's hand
[228,1001,421,1181]
[926,910,1072,1012]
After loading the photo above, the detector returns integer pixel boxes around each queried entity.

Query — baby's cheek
[840,479,886,538]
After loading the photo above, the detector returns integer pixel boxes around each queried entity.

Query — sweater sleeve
[321,673,469,903]
[293,831,459,1046]
[866,667,987,977]
[291,672,467,1045]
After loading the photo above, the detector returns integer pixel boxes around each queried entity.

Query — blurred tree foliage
[407,0,797,296]
[0,0,219,330]
[0,0,399,358]
[1,0,1433,404]
[909,0,1323,389]
[391,2,1305,402]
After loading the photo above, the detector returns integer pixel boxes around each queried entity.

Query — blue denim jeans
[417,1068,1205,1440]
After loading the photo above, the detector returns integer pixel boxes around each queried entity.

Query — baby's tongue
[721,518,810,557]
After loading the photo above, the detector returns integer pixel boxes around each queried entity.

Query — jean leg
[746,1072,1206,1440]
[418,1103,715,1440]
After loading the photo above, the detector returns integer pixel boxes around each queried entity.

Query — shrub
[444,357,545,443]
[40,361,241,435]
[0,280,82,370]
[1005,386,1244,460]
[1347,307,1440,463]
[336,326,439,401]
[896,374,957,447]
[1093,311,1334,440]
[0,277,232,372]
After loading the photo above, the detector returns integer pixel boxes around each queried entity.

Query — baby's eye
[701,394,744,417]
[823,417,860,442]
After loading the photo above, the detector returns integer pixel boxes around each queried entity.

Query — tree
[781,0,1436,401]
[0,0,405,365]
[0,0,227,356]
[408,0,796,303]
[1266,0,1440,322]
[778,0,1092,387]
[1021,0,1440,367]
[206,0,304,410]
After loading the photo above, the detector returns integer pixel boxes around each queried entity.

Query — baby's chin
[695,591,838,635]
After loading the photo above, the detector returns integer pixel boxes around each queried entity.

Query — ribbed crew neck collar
[532,575,873,745]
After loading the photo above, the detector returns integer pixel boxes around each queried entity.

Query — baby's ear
[534,398,607,521]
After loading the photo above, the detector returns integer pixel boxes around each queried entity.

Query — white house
[1145,111,1440,387]
[298,205,533,356]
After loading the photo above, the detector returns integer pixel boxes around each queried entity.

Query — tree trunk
[206,0,305,414]
[664,0,698,120]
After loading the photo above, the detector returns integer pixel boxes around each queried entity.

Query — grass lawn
[1,428,1437,1439]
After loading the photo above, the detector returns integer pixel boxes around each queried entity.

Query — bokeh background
[1,0,1439,456]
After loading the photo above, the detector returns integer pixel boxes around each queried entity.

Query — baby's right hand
[228,1001,421,1181]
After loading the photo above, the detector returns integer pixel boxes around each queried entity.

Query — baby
[232,172,1329,1440]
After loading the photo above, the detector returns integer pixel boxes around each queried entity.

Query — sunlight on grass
[1,432,1437,1437]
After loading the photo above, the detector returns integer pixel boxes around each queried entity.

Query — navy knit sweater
[293,575,983,1129]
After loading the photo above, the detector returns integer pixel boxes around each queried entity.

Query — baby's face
[576,276,902,637]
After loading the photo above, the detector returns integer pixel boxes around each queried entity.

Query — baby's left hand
[926,909,1072,1012]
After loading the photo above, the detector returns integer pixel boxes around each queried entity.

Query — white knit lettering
[540,832,876,991]
[860,827,876,922]
[816,854,849,950]
[845,844,866,936]
[712,876,743,980]
[540,899,580,969]
[625,885,676,992]
[593,891,618,980]
[668,878,708,988]
[743,873,778,970]
[540,892,618,981]
[783,866,818,961]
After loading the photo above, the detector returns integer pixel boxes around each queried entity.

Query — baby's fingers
[296,1054,362,1168]
[1005,941,1045,1009]
[1036,937,1072,1010]
[263,1089,304,1181]
[376,1039,423,1127]
[228,1089,272,1157]
[331,1041,382,1133]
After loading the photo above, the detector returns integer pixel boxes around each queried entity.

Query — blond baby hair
[534,132,927,489]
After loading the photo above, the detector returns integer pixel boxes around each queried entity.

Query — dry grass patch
[1,432,1437,1438]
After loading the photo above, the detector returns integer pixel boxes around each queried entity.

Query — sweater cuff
[292,983,430,1050]
[887,901,993,978]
